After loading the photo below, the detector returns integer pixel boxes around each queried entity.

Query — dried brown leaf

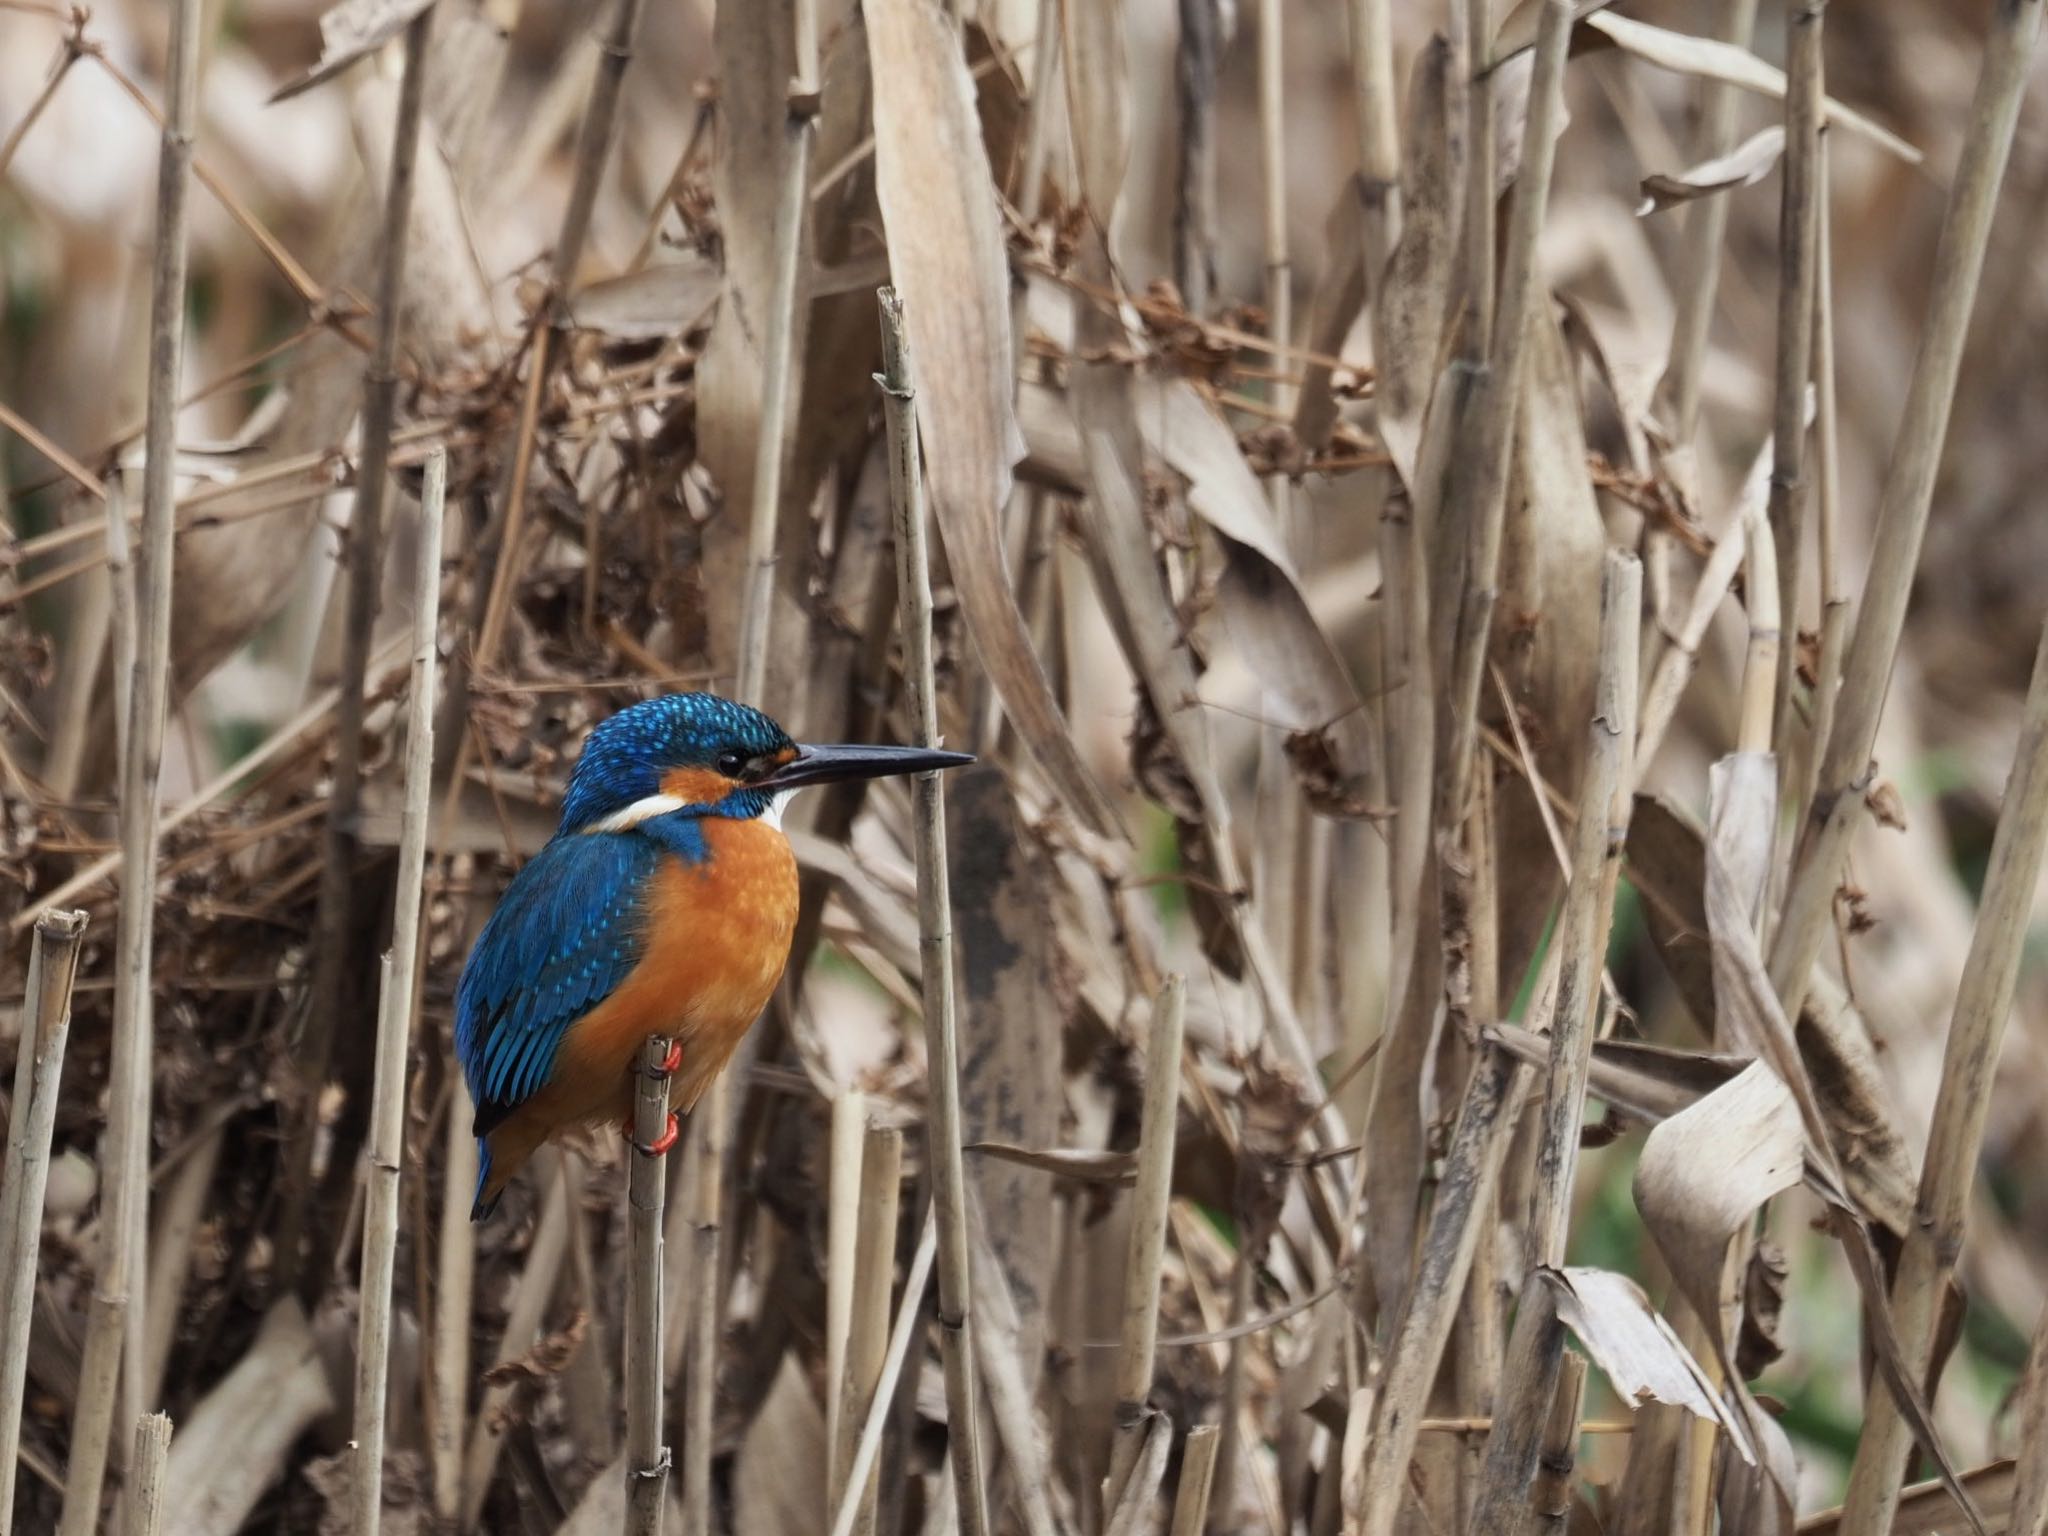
[868,0,1117,833]
[479,1308,588,1389]
[1638,126,1786,216]
[269,0,435,102]
[1371,36,1455,489]
[1796,1463,2020,1536]
[568,256,721,340]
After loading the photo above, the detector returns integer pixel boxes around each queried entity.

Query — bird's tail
[471,1139,500,1221]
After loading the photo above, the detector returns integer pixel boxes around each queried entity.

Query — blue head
[558,692,976,835]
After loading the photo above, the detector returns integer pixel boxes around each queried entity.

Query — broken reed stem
[1765,0,1824,760]
[127,1411,171,1536]
[877,285,989,1536]
[0,909,87,1535]
[838,1125,902,1536]
[430,1081,479,1524]
[1837,618,2048,1528]
[1471,551,1639,1535]
[1770,0,2044,1023]
[828,1210,938,1536]
[350,447,444,1536]
[1438,0,1572,828]
[824,1090,867,1509]
[1654,0,1760,442]
[283,2,434,1293]
[627,1037,674,1536]
[1103,1414,1173,1536]
[58,1,200,1526]
[685,3,816,1521]
[1170,1422,1222,1536]
[1527,1351,1586,1535]
[839,1122,905,1531]
[1108,976,1187,1508]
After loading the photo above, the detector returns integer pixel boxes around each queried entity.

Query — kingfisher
[455,692,970,1218]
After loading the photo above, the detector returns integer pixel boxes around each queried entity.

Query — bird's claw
[630,1111,680,1158]
[653,1039,683,1078]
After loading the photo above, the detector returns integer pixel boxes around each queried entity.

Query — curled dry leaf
[269,0,436,103]
[867,0,1117,834]
[1638,125,1787,216]
[1542,1266,1753,1459]
[1633,1061,1803,1365]
[477,1307,589,1388]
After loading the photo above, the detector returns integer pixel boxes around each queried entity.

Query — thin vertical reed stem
[838,1125,902,1536]
[284,3,435,1291]
[1838,618,2048,1527]
[351,448,445,1536]
[1770,0,2044,1024]
[627,1037,674,1536]
[59,0,200,1525]
[824,1090,867,1508]
[1469,551,1639,1534]
[0,909,87,1535]
[1109,977,1187,1507]
[829,1211,938,1536]
[877,285,989,1536]
[1171,1423,1223,1536]
[686,2,818,1521]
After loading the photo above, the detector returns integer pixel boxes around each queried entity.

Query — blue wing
[455,832,661,1138]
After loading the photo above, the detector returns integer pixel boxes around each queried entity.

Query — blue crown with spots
[558,693,792,833]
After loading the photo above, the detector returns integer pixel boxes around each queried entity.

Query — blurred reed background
[3,0,2048,1532]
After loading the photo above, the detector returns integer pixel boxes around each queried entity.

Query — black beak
[759,741,974,793]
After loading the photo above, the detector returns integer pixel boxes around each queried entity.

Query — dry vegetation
[4,0,2048,1532]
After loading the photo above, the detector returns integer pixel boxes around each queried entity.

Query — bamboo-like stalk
[281,3,437,1293]
[684,3,818,1521]
[627,1036,674,1536]
[828,1210,938,1536]
[0,908,87,1535]
[1468,551,1639,1536]
[1525,1352,1586,1535]
[430,1081,479,1524]
[1837,618,2048,1526]
[1765,0,1824,758]
[1108,977,1187,1508]
[1103,1414,1173,1536]
[127,1411,171,1536]
[1798,136,1848,826]
[1436,0,1572,831]
[876,286,989,1536]
[1653,0,1761,443]
[824,1090,867,1509]
[1171,1423,1223,1536]
[838,1125,902,1536]
[58,0,201,1525]
[350,447,445,1536]
[1769,0,2044,1024]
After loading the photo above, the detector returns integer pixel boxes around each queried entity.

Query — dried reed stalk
[1104,1414,1172,1536]
[127,1412,171,1536]
[685,1,818,1523]
[350,446,445,1536]
[1654,0,1760,442]
[1467,550,1639,1534]
[1108,976,1186,1508]
[877,284,988,1536]
[1765,0,1823,755]
[838,1123,902,1536]
[1798,138,1848,820]
[1837,619,2048,1526]
[1171,1423,1223,1536]
[1526,1352,1585,1535]
[824,1090,867,1506]
[829,1211,938,1536]
[0,908,87,1534]
[1461,0,1491,343]
[283,3,435,1291]
[627,1036,674,1536]
[1770,0,2044,1022]
[430,1081,479,1524]
[58,0,201,1525]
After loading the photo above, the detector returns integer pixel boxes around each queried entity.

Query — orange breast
[552,815,799,1122]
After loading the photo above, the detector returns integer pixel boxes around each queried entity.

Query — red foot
[630,1111,680,1158]
[655,1039,684,1077]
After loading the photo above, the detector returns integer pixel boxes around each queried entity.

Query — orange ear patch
[660,766,737,806]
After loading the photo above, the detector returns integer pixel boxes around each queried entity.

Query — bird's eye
[716,749,747,778]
